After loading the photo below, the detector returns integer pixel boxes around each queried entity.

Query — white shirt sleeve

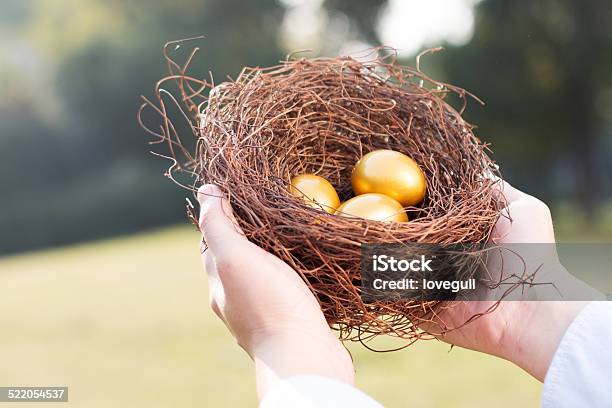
[542,301,612,408]
[260,302,611,408]
[260,375,383,408]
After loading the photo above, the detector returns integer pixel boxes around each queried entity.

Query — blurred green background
[0,227,542,407]
[0,0,611,406]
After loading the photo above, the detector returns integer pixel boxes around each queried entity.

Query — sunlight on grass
[0,226,542,407]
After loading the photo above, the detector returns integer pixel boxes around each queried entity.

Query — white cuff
[542,302,612,407]
[260,375,383,408]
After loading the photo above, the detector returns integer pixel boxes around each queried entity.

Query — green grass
[0,226,543,407]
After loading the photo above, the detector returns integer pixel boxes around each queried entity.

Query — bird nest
[140,43,503,347]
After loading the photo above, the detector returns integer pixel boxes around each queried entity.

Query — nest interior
[142,46,503,346]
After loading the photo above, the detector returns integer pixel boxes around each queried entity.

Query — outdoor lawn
[0,226,542,407]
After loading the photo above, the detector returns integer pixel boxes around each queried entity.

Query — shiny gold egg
[352,149,427,206]
[335,193,408,222]
[290,174,341,214]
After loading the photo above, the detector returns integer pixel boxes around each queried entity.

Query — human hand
[433,181,603,380]
[197,184,354,398]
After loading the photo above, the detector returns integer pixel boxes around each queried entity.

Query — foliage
[0,0,611,254]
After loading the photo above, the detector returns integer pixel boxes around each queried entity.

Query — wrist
[496,260,602,381]
[247,327,355,399]
[500,300,589,381]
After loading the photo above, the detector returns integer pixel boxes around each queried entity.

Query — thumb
[197,184,245,254]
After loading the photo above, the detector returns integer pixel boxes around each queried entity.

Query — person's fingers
[489,179,527,243]
[202,248,223,299]
[490,178,527,204]
[489,178,551,220]
[197,184,244,324]
[197,184,245,256]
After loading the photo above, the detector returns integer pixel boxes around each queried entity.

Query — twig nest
[155,50,503,344]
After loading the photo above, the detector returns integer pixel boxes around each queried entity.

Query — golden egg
[290,174,341,214]
[352,149,427,206]
[335,193,408,222]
